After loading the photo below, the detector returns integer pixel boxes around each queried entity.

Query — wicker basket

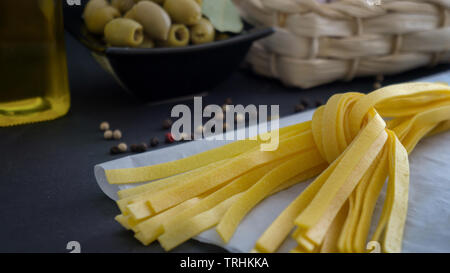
[235,0,450,88]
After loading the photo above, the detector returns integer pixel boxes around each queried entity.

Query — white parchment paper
[94,72,450,253]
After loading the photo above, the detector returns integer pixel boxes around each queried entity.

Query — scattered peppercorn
[225,97,233,105]
[315,99,325,107]
[235,113,245,123]
[165,132,175,143]
[180,132,190,141]
[113,129,122,140]
[294,104,305,113]
[150,137,159,147]
[162,119,173,129]
[130,144,139,153]
[249,108,258,118]
[300,98,310,108]
[118,143,128,153]
[195,125,204,134]
[374,82,382,90]
[214,111,224,121]
[137,142,148,152]
[100,121,110,131]
[110,146,121,155]
[223,123,229,131]
[222,104,230,112]
[104,130,113,140]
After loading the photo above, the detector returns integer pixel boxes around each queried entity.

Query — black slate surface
[0,33,448,253]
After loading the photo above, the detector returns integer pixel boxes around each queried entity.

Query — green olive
[151,0,166,4]
[134,1,172,40]
[164,0,201,26]
[123,6,136,19]
[161,24,190,47]
[133,0,165,4]
[111,0,135,14]
[104,18,143,47]
[83,0,108,18]
[215,32,230,41]
[84,6,120,35]
[140,36,156,48]
[190,18,215,45]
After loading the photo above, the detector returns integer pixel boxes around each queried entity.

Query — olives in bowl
[63,0,274,102]
[83,0,238,48]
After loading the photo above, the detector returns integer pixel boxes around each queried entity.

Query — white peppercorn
[104,130,113,140]
[195,125,204,134]
[113,129,122,140]
[118,142,128,153]
[235,113,245,123]
[180,132,189,141]
[100,121,110,131]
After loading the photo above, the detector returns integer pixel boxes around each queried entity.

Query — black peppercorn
[315,99,325,107]
[150,137,159,147]
[162,119,173,129]
[294,104,305,113]
[130,144,139,153]
[300,98,310,108]
[110,146,121,155]
[137,142,148,152]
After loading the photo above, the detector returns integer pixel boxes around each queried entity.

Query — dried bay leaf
[202,0,243,33]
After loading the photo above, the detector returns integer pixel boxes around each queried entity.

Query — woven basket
[235,0,450,88]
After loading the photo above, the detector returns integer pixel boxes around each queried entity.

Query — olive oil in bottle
[0,0,70,126]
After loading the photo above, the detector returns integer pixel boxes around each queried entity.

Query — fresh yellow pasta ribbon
[106,122,308,184]
[107,82,450,253]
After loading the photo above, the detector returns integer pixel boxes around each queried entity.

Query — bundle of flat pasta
[106,82,450,252]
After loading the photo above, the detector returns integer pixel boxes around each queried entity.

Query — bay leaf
[202,0,243,33]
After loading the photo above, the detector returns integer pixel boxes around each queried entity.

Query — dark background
[0,32,448,253]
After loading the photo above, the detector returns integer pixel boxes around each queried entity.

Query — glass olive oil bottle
[0,0,70,126]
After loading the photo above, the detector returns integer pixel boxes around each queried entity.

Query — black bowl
[63,2,274,102]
